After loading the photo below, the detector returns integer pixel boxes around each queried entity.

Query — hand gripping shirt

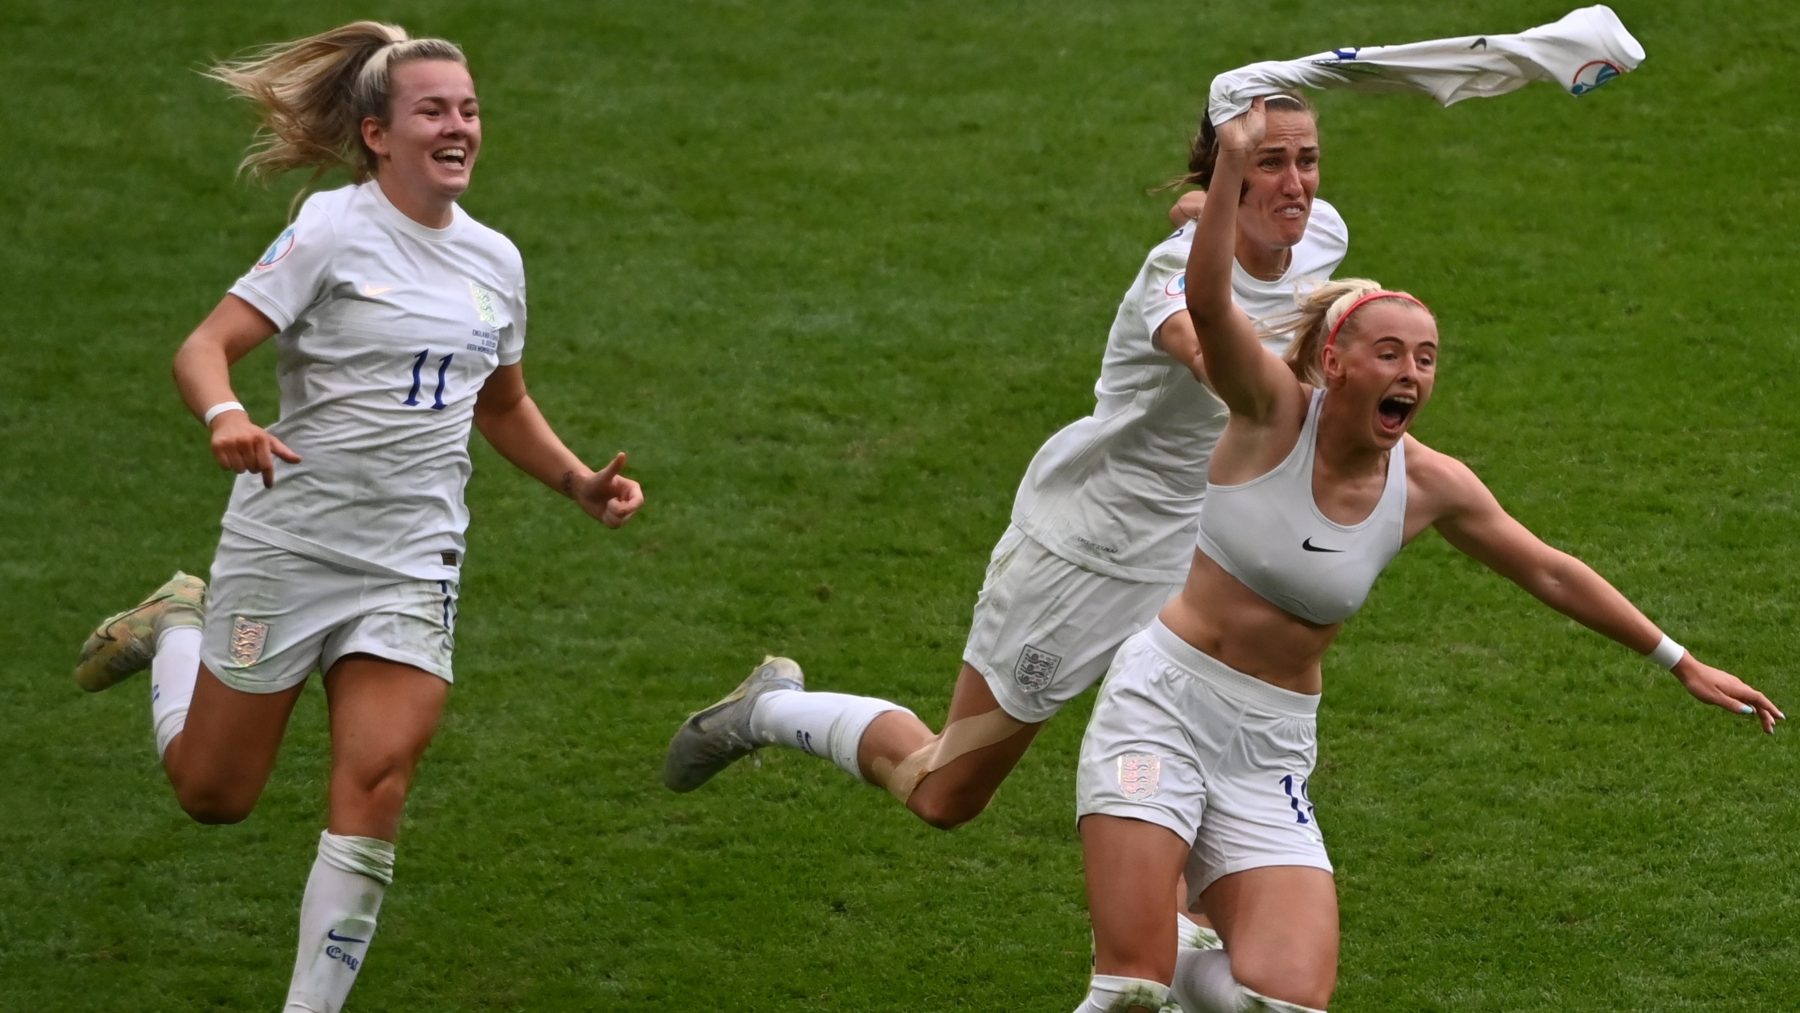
[222,182,526,580]
[1195,388,1407,625]
[1009,199,1348,582]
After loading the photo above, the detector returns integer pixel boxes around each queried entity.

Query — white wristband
[203,401,246,427]
[1647,634,1686,671]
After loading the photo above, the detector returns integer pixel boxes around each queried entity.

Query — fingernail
[1739,704,1754,715]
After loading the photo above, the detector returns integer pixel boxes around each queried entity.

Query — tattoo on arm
[561,469,576,497]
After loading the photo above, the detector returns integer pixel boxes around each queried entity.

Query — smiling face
[1234,108,1320,277]
[361,58,480,227]
[1321,299,1439,448]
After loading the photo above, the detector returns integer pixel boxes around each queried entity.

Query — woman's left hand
[574,452,644,529]
[1673,656,1784,734]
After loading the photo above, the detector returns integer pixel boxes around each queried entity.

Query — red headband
[1324,290,1429,348]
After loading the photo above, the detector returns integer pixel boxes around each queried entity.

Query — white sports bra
[1195,388,1406,625]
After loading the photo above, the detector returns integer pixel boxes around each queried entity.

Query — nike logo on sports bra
[1301,537,1344,553]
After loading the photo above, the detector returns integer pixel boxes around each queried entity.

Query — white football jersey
[221,182,526,580]
[1009,198,1348,582]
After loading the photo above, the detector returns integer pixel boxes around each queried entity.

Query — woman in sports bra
[1068,98,1783,1013]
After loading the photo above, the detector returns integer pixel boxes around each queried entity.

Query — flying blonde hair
[204,21,466,184]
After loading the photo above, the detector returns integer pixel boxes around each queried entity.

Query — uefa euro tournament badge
[1117,753,1162,800]
[252,226,297,272]
[1570,59,1623,96]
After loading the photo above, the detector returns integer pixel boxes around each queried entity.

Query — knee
[335,752,417,819]
[909,798,979,831]
[173,783,257,825]
[1232,951,1336,1010]
[905,778,991,831]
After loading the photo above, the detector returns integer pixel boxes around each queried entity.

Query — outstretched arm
[474,363,644,529]
[1183,99,1299,422]
[1428,451,1782,732]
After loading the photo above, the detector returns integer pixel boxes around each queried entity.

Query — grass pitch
[3,1,1796,1009]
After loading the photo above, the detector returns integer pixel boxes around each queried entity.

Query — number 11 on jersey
[403,349,454,410]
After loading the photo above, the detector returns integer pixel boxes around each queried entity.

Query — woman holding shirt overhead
[1070,98,1781,1013]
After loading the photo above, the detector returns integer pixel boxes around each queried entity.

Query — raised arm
[1422,447,1782,733]
[1183,99,1302,422]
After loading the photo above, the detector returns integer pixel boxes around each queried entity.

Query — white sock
[150,626,202,758]
[1177,912,1224,952]
[1074,973,1170,1013]
[748,689,911,781]
[1174,949,1248,1012]
[283,831,395,1013]
[1172,949,1325,1013]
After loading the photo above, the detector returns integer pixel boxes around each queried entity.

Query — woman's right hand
[210,411,301,489]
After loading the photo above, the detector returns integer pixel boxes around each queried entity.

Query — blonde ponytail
[1275,279,1387,384]
[205,21,465,184]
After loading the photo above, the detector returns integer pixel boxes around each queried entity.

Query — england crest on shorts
[228,615,269,667]
[1117,753,1161,800]
[1014,644,1062,692]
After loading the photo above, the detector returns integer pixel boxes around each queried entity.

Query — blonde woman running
[71,22,642,1013]
[1071,98,1781,1013]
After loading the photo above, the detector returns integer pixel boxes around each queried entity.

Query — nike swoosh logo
[1469,37,1488,50]
[326,929,369,944]
[1301,537,1344,553]
[362,284,394,297]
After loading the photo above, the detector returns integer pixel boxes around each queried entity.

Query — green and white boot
[72,571,205,692]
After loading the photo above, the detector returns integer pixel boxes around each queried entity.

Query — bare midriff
[1156,549,1339,696]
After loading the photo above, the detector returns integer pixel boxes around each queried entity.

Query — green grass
[4,1,1797,1009]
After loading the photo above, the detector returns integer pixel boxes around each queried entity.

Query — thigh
[902,664,1043,816]
[1200,866,1339,1008]
[1081,813,1192,983]
[165,665,306,817]
[1186,708,1327,901]
[323,655,451,840]
[1075,633,1209,845]
[963,528,1177,723]
[320,576,458,684]
[200,534,345,692]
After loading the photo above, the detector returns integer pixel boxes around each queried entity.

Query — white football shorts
[200,530,458,693]
[1076,620,1330,895]
[962,524,1181,724]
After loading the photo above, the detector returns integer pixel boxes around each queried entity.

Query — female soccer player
[71,22,642,1013]
[1071,99,1782,1013]
[665,95,1335,955]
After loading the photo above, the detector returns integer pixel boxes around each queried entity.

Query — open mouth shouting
[1377,394,1416,435]
[432,146,469,169]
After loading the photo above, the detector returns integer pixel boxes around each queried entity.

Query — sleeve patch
[251,226,297,272]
